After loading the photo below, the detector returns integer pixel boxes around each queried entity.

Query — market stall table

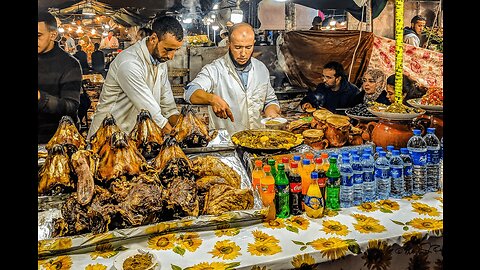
[38,191,443,269]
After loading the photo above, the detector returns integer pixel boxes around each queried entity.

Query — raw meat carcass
[46,116,86,156]
[89,114,121,155]
[191,156,241,188]
[129,109,165,159]
[95,131,146,183]
[202,185,254,215]
[173,106,217,148]
[38,144,74,195]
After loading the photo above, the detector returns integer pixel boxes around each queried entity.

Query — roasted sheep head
[129,109,164,159]
[46,116,86,156]
[95,131,147,183]
[165,175,199,218]
[38,144,74,196]
[173,106,217,148]
[89,114,121,155]
[202,185,254,215]
[191,156,241,188]
[151,135,194,186]
[71,150,98,206]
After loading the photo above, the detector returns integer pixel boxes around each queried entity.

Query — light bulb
[58,27,65,33]
[213,4,219,10]
[230,9,243,24]
[68,27,72,32]
[329,20,336,26]
[212,24,219,31]
[183,17,193,24]
[91,29,96,34]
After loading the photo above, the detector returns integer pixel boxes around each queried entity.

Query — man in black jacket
[38,11,82,143]
[73,44,90,74]
[300,61,361,115]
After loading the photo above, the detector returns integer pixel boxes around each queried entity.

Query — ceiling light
[183,17,193,24]
[102,31,108,36]
[212,24,219,31]
[213,4,219,10]
[329,19,336,26]
[58,27,65,33]
[230,8,243,24]
[82,7,95,16]
[91,29,96,34]
[76,28,83,33]
[68,27,72,32]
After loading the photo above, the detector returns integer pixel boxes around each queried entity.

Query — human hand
[161,122,173,135]
[301,103,313,111]
[210,94,234,122]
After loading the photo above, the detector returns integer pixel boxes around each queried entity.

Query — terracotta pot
[324,115,351,147]
[349,134,364,145]
[413,113,443,138]
[366,119,425,149]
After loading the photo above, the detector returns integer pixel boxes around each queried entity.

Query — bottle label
[374,168,389,179]
[341,175,353,186]
[290,182,302,193]
[353,173,363,184]
[261,184,275,194]
[404,165,412,177]
[411,151,427,166]
[390,167,403,179]
[427,149,440,164]
[327,177,340,187]
[363,171,374,182]
[304,195,324,210]
[276,184,289,194]
[318,177,327,187]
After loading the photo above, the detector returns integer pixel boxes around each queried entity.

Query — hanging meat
[38,144,74,196]
[95,131,147,183]
[129,109,165,159]
[151,135,194,186]
[191,156,241,188]
[45,116,86,156]
[71,150,98,206]
[89,114,121,155]
[173,106,217,148]
[202,184,254,215]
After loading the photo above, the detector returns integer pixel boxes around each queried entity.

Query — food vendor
[184,22,281,136]
[86,16,183,139]
[358,68,390,105]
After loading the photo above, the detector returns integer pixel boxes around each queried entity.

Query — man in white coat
[87,16,184,139]
[184,22,281,136]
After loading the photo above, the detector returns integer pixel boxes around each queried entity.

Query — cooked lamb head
[173,106,216,148]
[38,144,75,196]
[89,114,121,155]
[191,156,241,188]
[71,150,98,206]
[46,115,86,156]
[165,175,199,218]
[59,194,91,235]
[95,131,146,183]
[129,109,164,159]
[203,185,254,215]
[151,135,194,186]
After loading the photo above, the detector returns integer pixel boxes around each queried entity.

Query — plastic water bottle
[424,128,441,192]
[389,150,404,199]
[439,137,443,190]
[339,157,353,208]
[385,145,395,161]
[375,151,391,200]
[330,152,339,161]
[361,152,376,202]
[338,151,349,165]
[351,154,364,205]
[400,148,413,196]
[407,129,427,195]
[373,146,383,160]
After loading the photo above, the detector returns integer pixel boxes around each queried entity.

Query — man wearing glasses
[87,16,183,139]
[300,61,361,115]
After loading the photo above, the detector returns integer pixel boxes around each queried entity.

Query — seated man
[184,22,281,136]
[300,61,362,114]
[73,44,90,74]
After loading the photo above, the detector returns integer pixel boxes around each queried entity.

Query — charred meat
[89,114,121,155]
[71,150,98,206]
[46,116,86,156]
[38,144,74,195]
[173,106,216,148]
[203,185,254,215]
[129,109,165,159]
[191,156,241,188]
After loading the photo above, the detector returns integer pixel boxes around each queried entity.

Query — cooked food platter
[407,98,443,112]
[231,129,303,152]
[367,102,425,121]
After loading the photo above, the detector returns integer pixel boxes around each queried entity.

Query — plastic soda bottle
[304,172,324,218]
[252,160,264,191]
[267,159,277,179]
[288,161,303,215]
[281,156,290,174]
[260,165,276,221]
[275,163,290,218]
[301,159,314,210]
[325,157,341,211]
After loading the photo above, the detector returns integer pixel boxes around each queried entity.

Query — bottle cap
[400,148,408,154]
[302,159,311,165]
[314,157,322,164]
[387,145,395,151]
[282,157,289,163]
[305,153,314,159]
[290,162,298,168]
[375,146,383,152]
[293,155,301,161]
[321,152,329,158]
[267,159,275,165]
[342,151,349,157]
[392,149,400,156]
[255,160,263,167]
[311,171,318,179]
[329,157,337,163]
[350,149,358,155]
[364,148,372,154]
[330,153,338,159]
[413,129,421,135]
[263,165,271,172]
[427,127,436,133]
[362,153,370,159]
[352,154,360,161]
[277,163,285,170]
[343,157,350,163]
[379,151,386,157]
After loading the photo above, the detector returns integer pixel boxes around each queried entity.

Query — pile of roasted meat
[39,109,253,237]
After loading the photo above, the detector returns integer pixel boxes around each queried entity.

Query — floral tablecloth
[38,191,443,270]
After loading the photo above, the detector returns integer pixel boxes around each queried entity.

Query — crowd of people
[38,11,430,144]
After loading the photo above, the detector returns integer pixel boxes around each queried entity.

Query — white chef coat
[87,38,179,139]
[184,53,280,136]
[99,36,119,49]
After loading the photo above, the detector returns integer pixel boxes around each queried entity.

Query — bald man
[184,23,281,135]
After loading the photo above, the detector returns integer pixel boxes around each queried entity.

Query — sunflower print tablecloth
[38,191,443,270]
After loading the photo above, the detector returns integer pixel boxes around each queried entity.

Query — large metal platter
[407,98,443,112]
[231,129,303,152]
[367,107,425,121]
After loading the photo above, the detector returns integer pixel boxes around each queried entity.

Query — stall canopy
[292,0,388,22]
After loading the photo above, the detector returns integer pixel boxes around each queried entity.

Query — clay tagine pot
[366,119,424,149]
[324,115,351,147]
[413,113,443,138]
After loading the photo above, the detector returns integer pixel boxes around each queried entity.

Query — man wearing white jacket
[87,16,184,139]
[184,22,281,136]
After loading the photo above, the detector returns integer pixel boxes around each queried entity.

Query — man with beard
[403,15,427,47]
[38,11,82,143]
[184,22,281,135]
[87,16,184,138]
[300,61,361,115]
